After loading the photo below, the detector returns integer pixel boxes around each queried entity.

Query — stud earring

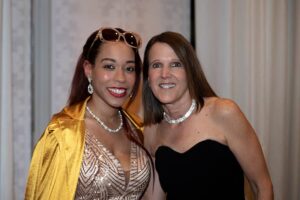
[87,77,94,94]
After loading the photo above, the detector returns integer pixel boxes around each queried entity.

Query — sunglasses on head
[88,27,141,54]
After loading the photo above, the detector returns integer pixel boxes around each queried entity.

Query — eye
[125,66,136,73]
[103,64,115,70]
[151,62,161,69]
[170,62,182,68]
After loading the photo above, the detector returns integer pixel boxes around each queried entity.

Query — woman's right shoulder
[46,111,68,130]
[35,108,83,152]
[40,107,77,140]
[143,124,158,156]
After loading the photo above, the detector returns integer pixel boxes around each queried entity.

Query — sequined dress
[75,131,150,200]
[155,139,245,200]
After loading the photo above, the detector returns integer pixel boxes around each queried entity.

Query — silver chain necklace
[86,106,123,133]
[163,99,196,124]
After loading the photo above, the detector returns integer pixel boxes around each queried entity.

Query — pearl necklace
[163,99,196,124]
[86,106,123,133]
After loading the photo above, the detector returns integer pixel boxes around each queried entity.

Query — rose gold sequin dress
[75,131,150,200]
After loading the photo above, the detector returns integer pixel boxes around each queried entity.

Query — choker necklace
[86,106,123,133]
[163,99,196,124]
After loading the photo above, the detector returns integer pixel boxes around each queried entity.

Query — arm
[142,126,166,200]
[25,121,75,200]
[25,126,60,200]
[142,157,166,200]
[215,99,273,200]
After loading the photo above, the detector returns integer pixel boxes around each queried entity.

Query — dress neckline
[155,139,229,155]
[86,130,135,190]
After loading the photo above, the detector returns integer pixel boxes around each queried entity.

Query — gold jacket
[25,97,143,200]
[25,98,88,199]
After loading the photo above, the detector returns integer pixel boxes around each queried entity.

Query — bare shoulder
[208,98,255,143]
[208,98,249,131]
[207,97,244,121]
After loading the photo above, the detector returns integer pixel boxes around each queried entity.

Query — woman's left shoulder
[207,97,244,121]
[208,98,253,141]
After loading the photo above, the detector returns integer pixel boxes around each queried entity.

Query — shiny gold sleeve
[25,123,73,200]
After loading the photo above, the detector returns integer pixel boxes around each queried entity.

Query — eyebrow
[100,58,135,64]
[149,59,160,66]
[101,58,116,63]
[149,58,181,65]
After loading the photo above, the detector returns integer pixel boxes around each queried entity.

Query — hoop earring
[87,77,94,94]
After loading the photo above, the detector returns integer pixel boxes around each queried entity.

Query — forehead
[148,42,178,60]
[97,41,135,59]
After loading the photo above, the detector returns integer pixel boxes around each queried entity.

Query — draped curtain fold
[0,0,14,199]
[1,0,32,199]
[196,1,300,199]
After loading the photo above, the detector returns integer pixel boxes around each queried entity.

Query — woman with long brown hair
[143,31,273,200]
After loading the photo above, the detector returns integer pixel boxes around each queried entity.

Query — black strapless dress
[155,139,245,200]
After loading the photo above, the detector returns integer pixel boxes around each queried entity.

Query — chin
[108,99,126,108]
[157,98,175,105]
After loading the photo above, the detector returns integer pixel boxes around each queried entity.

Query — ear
[83,60,93,78]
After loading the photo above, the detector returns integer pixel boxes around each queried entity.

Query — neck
[87,98,120,121]
[163,99,194,119]
[86,106,123,133]
[163,99,196,124]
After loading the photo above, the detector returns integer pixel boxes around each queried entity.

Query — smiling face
[148,42,190,106]
[84,41,136,108]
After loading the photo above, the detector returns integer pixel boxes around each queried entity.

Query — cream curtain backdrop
[196,1,300,200]
[0,0,14,199]
[1,0,32,200]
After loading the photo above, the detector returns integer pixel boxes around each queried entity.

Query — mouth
[159,83,175,89]
[108,87,127,97]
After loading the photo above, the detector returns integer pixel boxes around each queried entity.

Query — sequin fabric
[75,131,150,200]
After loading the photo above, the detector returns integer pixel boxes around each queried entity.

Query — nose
[115,68,126,82]
[161,66,171,78]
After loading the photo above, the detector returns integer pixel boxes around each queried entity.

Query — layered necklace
[86,106,123,133]
[163,99,196,124]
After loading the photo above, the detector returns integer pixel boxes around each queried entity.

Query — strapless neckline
[156,139,228,155]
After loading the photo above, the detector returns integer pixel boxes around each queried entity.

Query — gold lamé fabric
[25,97,149,200]
[25,99,88,200]
[75,131,150,199]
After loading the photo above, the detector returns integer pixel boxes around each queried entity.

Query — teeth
[108,88,125,94]
[159,83,175,89]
